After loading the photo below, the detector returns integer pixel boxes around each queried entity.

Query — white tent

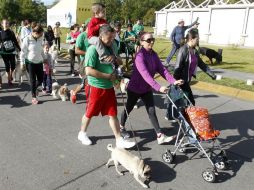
[154,0,254,47]
[47,0,77,28]
[47,0,92,28]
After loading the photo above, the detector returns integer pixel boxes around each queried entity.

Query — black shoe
[120,128,130,139]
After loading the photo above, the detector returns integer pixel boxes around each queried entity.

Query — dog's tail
[107,144,114,151]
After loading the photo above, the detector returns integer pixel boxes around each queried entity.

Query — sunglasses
[142,38,155,43]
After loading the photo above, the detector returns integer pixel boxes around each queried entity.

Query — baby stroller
[162,85,229,183]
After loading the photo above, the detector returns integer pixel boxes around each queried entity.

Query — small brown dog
[106,144,151,188]
[52,82,69,101]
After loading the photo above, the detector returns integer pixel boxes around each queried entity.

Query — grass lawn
[194,72,254,92]
[58,26,254,91]
[153,38,254,74]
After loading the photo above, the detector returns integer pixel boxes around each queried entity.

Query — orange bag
[185,106,220,140]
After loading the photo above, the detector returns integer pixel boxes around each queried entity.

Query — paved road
[0,58,253,190]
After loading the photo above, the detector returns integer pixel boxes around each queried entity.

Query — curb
[191,81,254,102]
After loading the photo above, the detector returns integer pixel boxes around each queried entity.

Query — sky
[40,0,55,5]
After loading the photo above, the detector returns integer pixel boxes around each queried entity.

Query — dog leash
[52,73,58,82]
[119,87,143,159]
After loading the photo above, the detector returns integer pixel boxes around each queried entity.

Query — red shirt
[87,17,107,38]
[71,31,81,39]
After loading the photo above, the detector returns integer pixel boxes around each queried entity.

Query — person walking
[53,22,61,51]
[44,25,55,47]
[165,17,199,66]
[119,32,183,144]
[70,23,90,104]
[66,24,81,76]
[165,29,216,121]
[77,25,135,149]
[20,25,45,105]
[20,19,32,44]
[133,19,144,36]
[0,19,21,86]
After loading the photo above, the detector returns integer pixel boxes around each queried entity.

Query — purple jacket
[127,47,176,94]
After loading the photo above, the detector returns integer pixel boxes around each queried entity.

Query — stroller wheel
[202,168,216,183]
[162,151,175,164]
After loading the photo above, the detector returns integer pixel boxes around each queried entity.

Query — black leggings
[1,54,16,72]
[180,82,195,105]
[120,89,162,134]
[69,48,75,74]
[55,37,61,50]
[26,63,43,98]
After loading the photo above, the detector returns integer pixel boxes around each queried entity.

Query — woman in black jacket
[0,19,21,86]
[165,29,216,121]
[44,25,55,47]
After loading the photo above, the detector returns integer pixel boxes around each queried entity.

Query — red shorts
[85,85,117,118]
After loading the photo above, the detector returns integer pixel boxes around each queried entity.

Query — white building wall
[156,13,167,35]
[47,8,77,28]
[244,8,254,47]
[155,5,254,47]
[192,11,210,42]
[208,9,245,45]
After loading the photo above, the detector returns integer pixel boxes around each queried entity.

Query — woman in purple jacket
[120,32,183,145]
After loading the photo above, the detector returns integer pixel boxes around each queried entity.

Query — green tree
[16,0,47,23]
[143,8,156,26]
[0,0,20,22]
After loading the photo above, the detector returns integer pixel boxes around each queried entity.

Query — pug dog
[106,144,151,188]
[52,82,69,101]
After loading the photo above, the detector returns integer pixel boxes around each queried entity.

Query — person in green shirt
[77,25,136,149]
[123,23,137,60]
[133,19,144,36]
[70,25,90,104]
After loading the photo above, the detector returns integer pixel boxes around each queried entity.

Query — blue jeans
[42,72,52,92]
[166,43,180,64]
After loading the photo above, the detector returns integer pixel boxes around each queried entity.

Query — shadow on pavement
[144,158,176,184]
[0,95,30,108]
[210,109,254,182]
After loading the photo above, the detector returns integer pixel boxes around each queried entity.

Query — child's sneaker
[78,131,92,145]
[70,90,77,104]
[157,133,176,145]
[116,137,135,149]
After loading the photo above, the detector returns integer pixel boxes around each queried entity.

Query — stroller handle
[167,84,194,107]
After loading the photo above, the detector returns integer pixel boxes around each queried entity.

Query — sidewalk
[210,67,254,81]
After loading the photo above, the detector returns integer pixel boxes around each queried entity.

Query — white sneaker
[157,133,176,145]
[78,131,92,145]
[116,137,136,149]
